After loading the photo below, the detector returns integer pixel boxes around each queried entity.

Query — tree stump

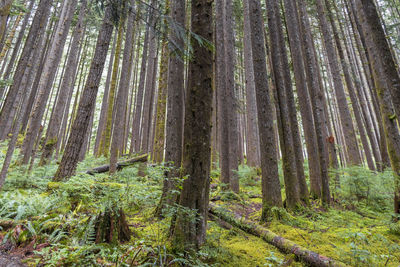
[94,207,133,244]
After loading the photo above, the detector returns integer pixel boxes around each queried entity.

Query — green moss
[204,222,304,266]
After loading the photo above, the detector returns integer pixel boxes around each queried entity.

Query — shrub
[334,166,394,212]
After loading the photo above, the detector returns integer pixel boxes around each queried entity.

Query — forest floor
[0,145,400,266]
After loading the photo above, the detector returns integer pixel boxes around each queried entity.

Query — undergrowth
[2,140,400,266]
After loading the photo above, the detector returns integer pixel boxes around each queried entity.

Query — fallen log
[209,203,348,267]
[86,154,148,175]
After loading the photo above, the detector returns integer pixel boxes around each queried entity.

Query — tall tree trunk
[140,0,158,153]
[353,0,400,214]
[275,0,309,204]
[130,18,150,154]
[357,0,400,120]
[21,0,78,165]
[224,0,239,193]
[0,0,34,104]
[247,0,282,220]
[324,0,375,170]
[0,0,53,141]
[153,1,169,163]
[215,0,230,187]
[297,0,331,205]
[110,0,136,174]
[98,21,124,157]
[156,0,185,216]
[242,1,260,167]
[283,0,322,199]
[40,0,87,165]
[94,30,116,156]
[172,0,213,251]
[53,5,114,181]
[315,0,362,166]
[0,0,13,43]
[266,0,301,209]
[0,12,21,65]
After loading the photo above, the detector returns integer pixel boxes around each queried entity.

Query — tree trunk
[172,0,213,251]
[242,2,260,167]
[0,0,13,43]
[215,0,230,187]
[130,17,150,154]
[21,0,78,165]
[224,0,239,193]
[353,0,400,214]
[315,0,362,166]
[325,0,375,171]
[156,0,185,217]
[0,0,52,141]
[94,30,116,156]
[140,0,158,153]
[53,5,114,181]
[110,0,136,174]
[297,0,331,205]
[40,0,87,165]
[283,0,322,199]
[98,21,124,157]
[247,0,282,220]
[153,3,169,164]
[357,0,400,120]
[0,0,33,105]
[266,0,301,209]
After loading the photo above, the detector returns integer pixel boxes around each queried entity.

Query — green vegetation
[1,145,399,266]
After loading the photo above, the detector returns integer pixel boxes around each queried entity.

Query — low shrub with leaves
[333,166,394,212]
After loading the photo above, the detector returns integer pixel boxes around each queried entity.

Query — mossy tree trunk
[110,0,136,174]
[353,0,400,215]
[172,0,213,251]
[246,0,283,220]
[98,21,124,158]
[40,0,87,166]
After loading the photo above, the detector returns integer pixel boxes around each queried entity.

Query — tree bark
[156,0,185,217]
[283,0,322,199]
[315,0,362,166]
[0,0,13,43]
[140,0,158,153]
[40,0,87,165]
[172,0,213,251]
[353,0,400,214]
[98,21,124,157]
[0,0,33,105]
[215,0,230,187]
[224,0,239,193]
[297,0,331,205]
[266,0,301,209]
[130,16,150,154]
[247,0,283,220]
[325,0,375,170]
[242,2,260,167]
[53,5,114,181]
[110,1,136,174]
[0,0,52,141]
[21,0,78,165]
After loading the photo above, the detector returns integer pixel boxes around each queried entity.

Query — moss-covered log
[86,154,148,175]
[209,203,348,267]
